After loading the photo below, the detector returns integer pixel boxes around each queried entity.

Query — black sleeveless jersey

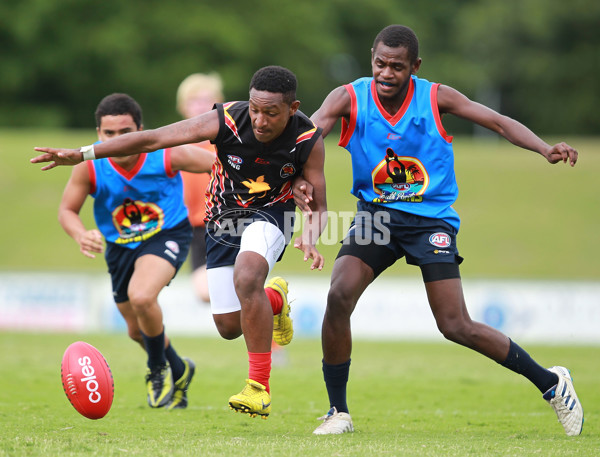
[205,101,322,223]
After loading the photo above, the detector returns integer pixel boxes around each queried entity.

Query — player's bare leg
[128,254,178,408]
[322,255,374,364]
[425,277,583,435]
[315,255,373,434]
[424,277,510,361]
[228,251,273,418]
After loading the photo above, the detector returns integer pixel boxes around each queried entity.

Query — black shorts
[337,201,463,281]
[189,225,207,270]
[205,207,294,269]
[105,218,192,302]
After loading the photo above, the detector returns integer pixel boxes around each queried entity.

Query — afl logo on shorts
[429,232,451,248]
[165,240,180,254]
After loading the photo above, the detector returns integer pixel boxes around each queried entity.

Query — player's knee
[216,326,242,340]
[326,286,355,318]
[213,315,242,340]
[437,318,473,344]
[233,267,264,298]
[127,328,143,345]
[127,289,154,312]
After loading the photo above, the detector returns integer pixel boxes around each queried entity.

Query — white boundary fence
[1,273,599,344]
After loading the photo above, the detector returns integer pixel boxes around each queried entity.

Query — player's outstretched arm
[437,85,578,167]
[32,110,220,170]
[293,137,327,271]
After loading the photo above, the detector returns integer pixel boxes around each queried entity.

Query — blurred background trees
[1,0,598,134]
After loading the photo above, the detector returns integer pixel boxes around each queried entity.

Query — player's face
[248,89,299,144]
[371,43,421,101]
[97,114,141,142]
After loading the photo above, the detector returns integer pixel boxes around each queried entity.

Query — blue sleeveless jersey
[88,149,188,249]
[340,75,460,230]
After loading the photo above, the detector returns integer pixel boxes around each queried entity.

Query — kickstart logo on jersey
[371,148,428,203]
[112,198,164,244]
[280,163,296,178]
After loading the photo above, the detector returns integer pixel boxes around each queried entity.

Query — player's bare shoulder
[312,85,352,137]
[435,84,465,113]
[327,85,352,114]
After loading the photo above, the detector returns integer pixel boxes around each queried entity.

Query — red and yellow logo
[371,148,428,203]
[112,198,164,244]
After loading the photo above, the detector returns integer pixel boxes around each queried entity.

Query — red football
[61,341,114,419]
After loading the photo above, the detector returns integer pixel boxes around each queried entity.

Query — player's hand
[76,229,104,259]
[292,176,314,215]
[31,147,83,170]
[293,237,324,271]
[543,142,578,167]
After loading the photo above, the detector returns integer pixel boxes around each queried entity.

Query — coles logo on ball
[78,356,102,404]
[429,232,451,248]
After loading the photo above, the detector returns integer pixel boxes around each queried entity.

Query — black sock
[165,343,185,381]
[322,359,351,413]
[500,339,559,393]
[141,329,166,371]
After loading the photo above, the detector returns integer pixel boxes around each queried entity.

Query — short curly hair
[95,93,142,129]
[249,66,297,105]
[373,25,419,64]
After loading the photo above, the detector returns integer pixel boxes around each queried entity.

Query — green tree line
[1,0,598,134]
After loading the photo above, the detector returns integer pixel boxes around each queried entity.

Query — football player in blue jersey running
[299,24,582,436]
[53,93,215,410]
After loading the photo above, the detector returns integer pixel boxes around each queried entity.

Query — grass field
[2,129,600,279]
[0,332,598,456]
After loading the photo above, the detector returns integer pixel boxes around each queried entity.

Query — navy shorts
[337,200,463,279]
[105,218,193,302]
[205,207,295,269]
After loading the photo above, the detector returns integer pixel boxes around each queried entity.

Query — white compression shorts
[207,220,286,315]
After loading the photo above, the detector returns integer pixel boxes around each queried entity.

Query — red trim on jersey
[296,127,317,144]
[268,181,294,206]
[223,102,242,143]
[204,154,226,222]
[164,148,178,177]
[371,77,414,126]
[339,84,357,148]
[108,153,147,180]
[431,84,453,143]
[86,161,96,194]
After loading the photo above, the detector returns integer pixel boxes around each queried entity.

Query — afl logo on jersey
[391,183,411,192]
[429,232,451,248]
[227,155,243,170]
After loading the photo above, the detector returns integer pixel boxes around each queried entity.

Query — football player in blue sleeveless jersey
[304,25,581,436]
